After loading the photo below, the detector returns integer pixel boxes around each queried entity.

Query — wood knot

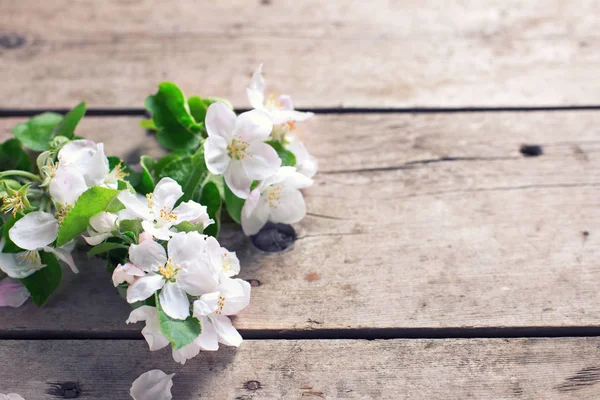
[245,380,261,390]
[0,34,26,49]
[520,144,543,157]
[251,223,296,252]
[47,381,82,398]
[247,279,262,287]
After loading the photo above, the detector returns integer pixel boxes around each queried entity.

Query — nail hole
[251,223,296,252]
[245,380,261,390]
[0,34,26,49]
[247,279,262,287]
[520,144,543,157]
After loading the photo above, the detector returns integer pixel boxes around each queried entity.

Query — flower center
[55,205,71,224]
[146,193,153,208]
[266,93,283,110]
[159,207,178,222]
[216,295,226,315]
[0,194,25,217]
[265,185,283,208]
[17,250,41,266]
[228,135,250,160]
[158,258,181,281]
[222,252,236,275]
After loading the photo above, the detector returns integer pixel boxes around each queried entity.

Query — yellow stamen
[222,252,235,274]
[159,207,178,222]
[112,164,129,180]
[216,295,226,315]
[146,193,153,208]
[0,194,25,217]
[266,93,283,110]
[227,135,251,160]
[266,185,283,208]
[157,258,181,281]
[55,205,71,224]
[17,250,41,266]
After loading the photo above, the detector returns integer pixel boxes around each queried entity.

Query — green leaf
[145,82,203,150]
[11,112,63,151]
[52,102,86,139]
[180,147,208,203]
[134,155,155,195]
[156,294,201,350]
[2,214,24,253]
[267,140,296,167]
[172,220,203,233]
[200,181,222,237]
[224,181,245,225]
[139,118,157,131]
[119,219,143,236]
[19,251,62,306]
[0,138,34,172]
[87,242,128,257]
[158,157,192,187]
[56,186,120,247]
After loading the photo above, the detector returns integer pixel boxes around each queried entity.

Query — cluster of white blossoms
[206,64,317,236]
[0,64,317,399]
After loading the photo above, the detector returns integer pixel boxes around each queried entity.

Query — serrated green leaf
[56,187,120,247]
[200,181,221,237]
[11,112,63,151]
[19,251,62,307]
[156,294,201,350]
[180,147,208,203]
[158,157,192,187]
[87,242,128,257]
[119,219,143,236]
[0,139,34,172]
[224,181,245,225]
[267,140,296,167]
[172,220,203,233]
[52,102,86,139]
[2,213,24,253]
[145,82,203,150]
[134,155,155,195]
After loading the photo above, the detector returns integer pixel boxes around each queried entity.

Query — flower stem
[0,170,41,182]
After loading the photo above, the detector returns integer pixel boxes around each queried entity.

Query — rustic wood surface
[2,0,600,108]
[1,338,600,399]
[1,112,599,336]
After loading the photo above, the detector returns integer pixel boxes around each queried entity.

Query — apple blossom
[118,177,212,241]
[286,134,318,178]
[83,211,118,245]
[204,103,280,199]
[112,263,145,287]
[247,64,314,125]
[192,277,251,349]
[125,232,219,319]
[241,166,313,236]
[0,278,29,307]
[130,369,174,400]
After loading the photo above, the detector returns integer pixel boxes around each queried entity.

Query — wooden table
[1,1,600,398]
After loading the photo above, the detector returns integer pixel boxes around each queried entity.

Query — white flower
[130,369,174,400]
[126,305,216,364]
[118,177,212,241]
[241,167,313,236]
[192,277,251,349]
[286,135,318,178]
[125,232,219,320]
[0,278,29,307]
[7,212,78,273]
[0,394,25,400]
[112,263,145,287]
[204,103,280,199]
[49,140,125,206]
[246,64,314,125]
[83,211,118,245]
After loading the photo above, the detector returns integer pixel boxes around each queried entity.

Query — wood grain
[2,0,600,108]
[1,338,600,399]
[1,112,600,334]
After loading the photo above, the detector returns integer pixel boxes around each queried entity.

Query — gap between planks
[4,105,600,118]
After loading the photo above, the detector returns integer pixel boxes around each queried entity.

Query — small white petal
[0,251,45,279]
[112,263,145,287]
[234,109,273,143]
[126,306,170,352]
[83,232,112,246]
[206,237,240,277]
[219,278,251,316]
[159,281,190,320]
[224,160,253,199]
[206,102,236,141]
[9,211,58,250]
[167,232,207,267]
[204,136,230,175]
[242,142,281,181]
[246,88,266,111]
[118,190,153,220]
[129,240,167,272]
[127,274,165,303]
[172,201,212,227]
[248,64,265,94]
[241,191,269,236]
[152,178,183,212]
[83,142,110,186]
[210,314,243,347]
[130,369,174,400]
[172,341,201,365]
[196,316,219,351]
[49,166,88,206]
[0,279,29,307]
[45,245,78,273]
[89,211,118,233]
[269,189,306,224]
[193,293,220,317]
[141,221,173,241]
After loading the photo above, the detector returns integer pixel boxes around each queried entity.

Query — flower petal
[210,314,243,347]
[248,64,265,95]
[167,232,206,267]
[206,236,240,277]
[112,263,145,287]
[234,109,273,142]
[127,274,165,303]
[45,245,78,274]
[196,316,219,351]
[141,221,173,241]
[241,191,270,236]
[126,306,170,351]
[152,178,183,211]
[0,248,45,279]
[193,292,220,317]
[172,341,201,365]
[172,201,212,228]
[49,166,89,206]
[129,240,167,272]
[89,211,118,233]
[9,211,58,250]
[117,190,152,220]
[83,142,110,186]
[242,142,281,180]
[130,369,174,400]
[206,102,236,141]
[204,136,230,175]
[159,281,190,320]
[269,189,306,224]
[219,277,251,315]
[246,88,265,111]
[177,261,219,296]
[224,160,253,199]
[0,279,29,307]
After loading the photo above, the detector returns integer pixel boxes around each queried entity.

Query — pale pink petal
[235,109,273,143]
[0,279,29,307]
[224,160,253,199]
[117,190,153,220]
[242,142,281,181]
[9,211,58,250]
[49,166,88,206]
[210,314,243,347]
[130,369,174,400]
[204,136,230,175]
[206,102,236,141]
[129,240,167,272]
[196,316,219,351]
[269,189,306,224]
[152,178,183,211]
[112,263,145,287]
[127,274,165,303]
[159,281,190,320]
[219,278,251,316]
[241,193,270,236]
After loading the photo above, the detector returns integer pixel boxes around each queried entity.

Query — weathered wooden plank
[1,338,600,399]
[1,112,600,333]
[2,0,600,108]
